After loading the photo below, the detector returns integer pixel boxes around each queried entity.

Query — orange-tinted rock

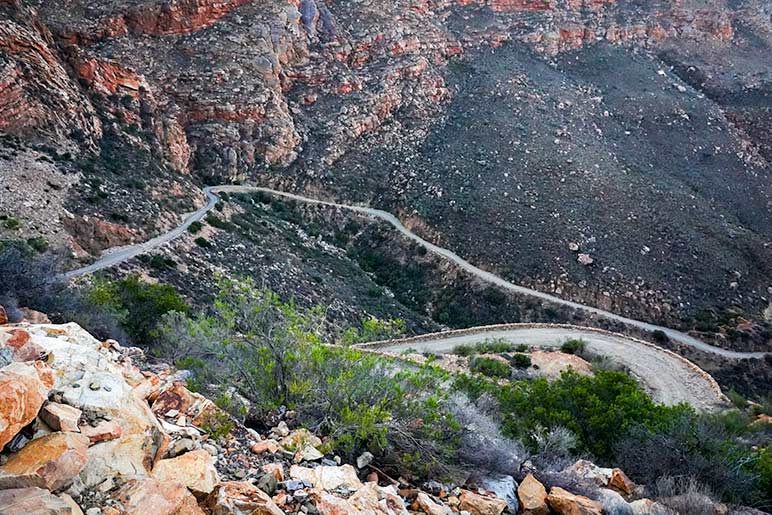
[414,491,453,515]
[19,308,51,324]
[152,381,220,427]
[263,462,284,482]
[547,487,603,515]
[0,487,74,514]
[0,361,54,449]
[39,402,82,433]
[609,468,635,495]
[0,432,89,491]
[0,306,7,325]
[458,489,507,515]
[152,449,220,496]
[251,439,280,455]
[3,328,29,349]
[79,419,122,443]
[111,478,205,514]
[62,215,139,256]
[313,483,407,515]
[289,464,362,491]
[206,481,283,515]
[58,493,84,515]
[518,473,549,515]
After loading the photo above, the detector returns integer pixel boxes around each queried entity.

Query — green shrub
[477,338,514,354]
[515,344,529,352]
[453,344,476,357]
[3,217,21,230]
[87,275,188,344]
[511,353,532,369]
[470,357,511,379]
[194,236,211,248]
[652,330,669,344]
[560,338,586,355]
[187,221,203,233]
[340,317,405,345]
[26,237,48,253]
[160,279,460,478]
[205,214,234,231]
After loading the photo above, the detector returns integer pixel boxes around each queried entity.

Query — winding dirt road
[356,325,727,409]
[62,185,768,408]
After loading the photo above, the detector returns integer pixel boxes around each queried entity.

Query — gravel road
[60,185,766,410]
[360,326,727,409]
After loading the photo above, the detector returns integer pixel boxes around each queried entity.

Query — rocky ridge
[0,317,730,515]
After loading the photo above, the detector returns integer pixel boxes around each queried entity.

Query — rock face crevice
[0,0,743,179]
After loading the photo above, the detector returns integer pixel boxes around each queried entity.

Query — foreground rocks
[0,320,739,515]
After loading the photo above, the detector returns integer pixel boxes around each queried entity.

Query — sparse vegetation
[560,338,587,355]
[511,353,532,368]
[470,356,511,378]
[159,278,461,478]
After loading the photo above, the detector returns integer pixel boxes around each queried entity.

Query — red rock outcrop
[0,361,54,450]
[0,3,100,143]
[0,432,90,491]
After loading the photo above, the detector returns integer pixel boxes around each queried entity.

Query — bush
[160,279,461,479]
[453,338,513,356]
[457,369,688,460]
[340,317,405,345]
[652,329,669,344]
[511,353,532,369]
[194,236,211,248]
[87,275,188,344]
[470,357,511,379]
[205,213,234,231]
[560,338,586,355]
[453,344,476,357]
[187,221,203,233]
[26,237,48,253]
[3,217,21,230]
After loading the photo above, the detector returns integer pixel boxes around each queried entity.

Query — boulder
[110,478,205,515]
[0,361,54,449]
[0,470,46,489]
[79,433,156,488]
[458,489,507,515]
[39,402,82,432]
[151,381,219,427]
[0,305,7,325]
[562,459,613,487]
[547,487,604,515]
[79,419,122,443]
[414,491,453,515]
[295,443,324,462]
[0,432,89,491]
[313,483,409,515]
[58,493,84,515]
[479,474,518,512]
[289,464,362,491]
[262,463,284,482]
[153,449,220,496]
[206,481,283,515]
[609,468,635,495]
[0,487,75,514]
[251,439,280,454]
[629,498,673,515]
[517,473,549,515]
[280,428,322,451]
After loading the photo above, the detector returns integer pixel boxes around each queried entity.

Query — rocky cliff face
[0,0,770,340]
[0,0,742,178]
